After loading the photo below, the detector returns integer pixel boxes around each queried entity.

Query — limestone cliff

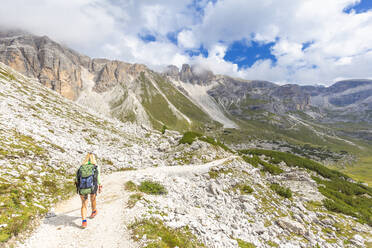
[0,30,89,100]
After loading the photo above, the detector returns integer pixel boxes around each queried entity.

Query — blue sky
[1,0,372,85]
[344,0,372,13]
[224,40,277,69]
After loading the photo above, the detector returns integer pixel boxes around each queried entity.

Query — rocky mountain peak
[165,63,215,86]
[180,63,193,82]
[163,65,180,79]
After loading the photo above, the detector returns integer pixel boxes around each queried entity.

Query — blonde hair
[82,153,97,165]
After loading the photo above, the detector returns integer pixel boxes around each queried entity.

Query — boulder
[276,217,305,235]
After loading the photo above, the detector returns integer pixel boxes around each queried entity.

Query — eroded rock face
[0,30,151,101]
[163,65,179,79]
[89,59,148,93]
[0,30,89,100]
[167,64,215,86]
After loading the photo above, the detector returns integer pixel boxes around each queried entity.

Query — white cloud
[178,30,198,49]
[0,0,372,85]
[187,0,372,85]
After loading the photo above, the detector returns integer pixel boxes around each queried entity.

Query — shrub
[161,125,167,134]
[242,155,260,167]
[139,181,167,195]
[235,184,253,194]
[314,176,372,225]
[270,183,292,198]
[322,199,356,217]
[241,149,347,180]
[269,157,281,164]
[241,154,282,175]
[42,180,59,194]
[199,136,232,152]
[179,131,231,152]
[179,131,202,145]
[260,160,283,175]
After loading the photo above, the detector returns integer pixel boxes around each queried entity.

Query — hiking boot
[81,219,87,229]
[89,210,97,219]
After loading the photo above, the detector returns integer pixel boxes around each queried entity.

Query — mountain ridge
[1,30,372,147]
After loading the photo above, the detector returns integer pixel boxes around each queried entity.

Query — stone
[321,218,335,226]
[276,217,306,236]
[158,142,170,152]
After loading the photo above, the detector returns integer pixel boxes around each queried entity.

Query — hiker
[75,152,102,228]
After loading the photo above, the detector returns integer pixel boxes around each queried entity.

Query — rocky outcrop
[88,59,149,93]
[163,65,179,79]
[0,30,89,100]
[165,64,215,86]
[0,30,151,100]
[271,84,310,111]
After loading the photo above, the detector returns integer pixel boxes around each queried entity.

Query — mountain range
[1,29,371,148]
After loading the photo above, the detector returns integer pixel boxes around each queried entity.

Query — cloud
[178,30,198,49]
[0,0,372,85]
[187,0,372,85]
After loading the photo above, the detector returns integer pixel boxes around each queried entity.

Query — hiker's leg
[90,193,97,211]
[80,194,88,219]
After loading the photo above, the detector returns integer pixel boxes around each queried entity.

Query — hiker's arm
[97,164,102,185]
[75,168,79,194]
[97,164,102,193]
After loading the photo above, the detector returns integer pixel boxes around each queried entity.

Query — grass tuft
[236,238,256,248]
[138,181,167,195]
[234,184,254,194]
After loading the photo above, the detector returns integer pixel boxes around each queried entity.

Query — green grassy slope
[138,72,220,132]
[139,72,189,131]
[240,149,372,226]
[215,110,372,185]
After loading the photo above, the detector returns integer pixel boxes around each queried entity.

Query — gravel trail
[18,157,234,248]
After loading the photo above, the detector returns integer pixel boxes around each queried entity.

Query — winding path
[18,157,235,248]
